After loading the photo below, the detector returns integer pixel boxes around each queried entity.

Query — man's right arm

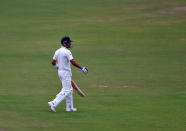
[70,59,88,75]
[70,59,82,70]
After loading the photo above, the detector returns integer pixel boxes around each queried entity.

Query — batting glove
[81,67,88,75]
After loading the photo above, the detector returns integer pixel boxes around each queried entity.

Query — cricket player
[48,36,88,112]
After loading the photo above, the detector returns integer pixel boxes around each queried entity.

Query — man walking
[48,36,88,112]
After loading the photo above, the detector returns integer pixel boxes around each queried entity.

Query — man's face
[65,42,71,48]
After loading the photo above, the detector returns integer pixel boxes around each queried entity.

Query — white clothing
[58,70,72,91]
[50,46,75,110]
[53,46,73,73]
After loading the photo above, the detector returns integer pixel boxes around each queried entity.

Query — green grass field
[0,0,186,130]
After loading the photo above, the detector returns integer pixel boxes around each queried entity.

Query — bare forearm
[70,59,82,69]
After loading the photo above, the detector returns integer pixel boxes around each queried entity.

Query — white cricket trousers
[52,71,74,109]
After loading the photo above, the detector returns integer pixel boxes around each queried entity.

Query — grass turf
[0,0,186,130]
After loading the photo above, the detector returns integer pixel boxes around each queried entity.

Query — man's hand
[55,64,59,69]
[81,67,88,75]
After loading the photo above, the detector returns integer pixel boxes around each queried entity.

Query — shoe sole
[66,109,77,112]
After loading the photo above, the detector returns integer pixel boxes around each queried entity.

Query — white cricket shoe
[66,108,77,112]
[48,101,56,112]
[71,108,77,112]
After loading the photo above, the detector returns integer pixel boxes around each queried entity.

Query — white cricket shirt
[53,46,73,72]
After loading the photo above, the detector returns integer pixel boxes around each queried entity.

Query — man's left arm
[51,59,58,69]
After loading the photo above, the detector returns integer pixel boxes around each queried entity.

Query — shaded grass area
[0,0,186,130]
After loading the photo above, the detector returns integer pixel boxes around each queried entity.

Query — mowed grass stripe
[0,0,186,130]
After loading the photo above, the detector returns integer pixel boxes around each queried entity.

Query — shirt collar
[61,46,69,50]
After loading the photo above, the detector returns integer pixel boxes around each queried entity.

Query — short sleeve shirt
[53,46,73,72]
